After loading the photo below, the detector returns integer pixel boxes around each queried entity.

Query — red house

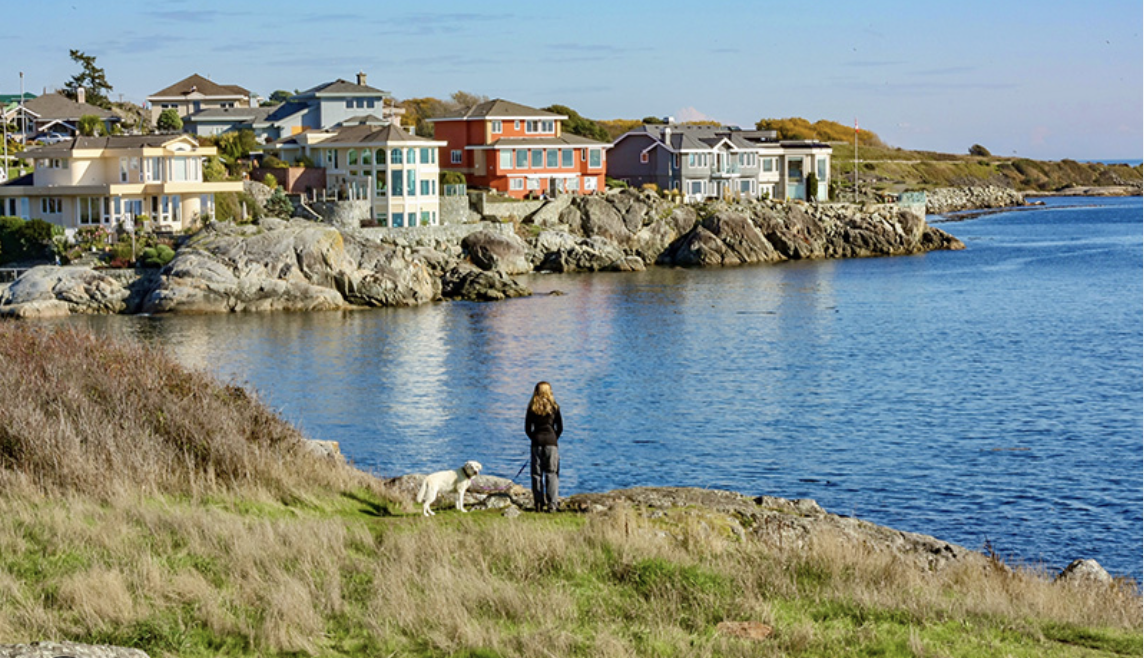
[430,99,608,199]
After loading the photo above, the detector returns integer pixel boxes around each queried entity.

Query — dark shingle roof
[22,134,200,157]
[295,79,390,98]
[319,123,440,145]
[22,93,114,120]
[431,98,565,121]
[149,74,250,99]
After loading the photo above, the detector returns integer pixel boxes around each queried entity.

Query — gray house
[609,124,831,202]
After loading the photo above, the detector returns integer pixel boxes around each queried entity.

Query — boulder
[461,229,533,274]
[537,236,635,273]
[1055,558,1114,587]
[580,196,633,245]
[0,266,131,315]
[440,263,531,302]
[662,211,779,267]
[0,641,149,658]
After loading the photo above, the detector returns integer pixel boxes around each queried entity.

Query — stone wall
[441,195,471,225]
[359,221,514,245]
[308,200,371,229]
[470,191,546,221]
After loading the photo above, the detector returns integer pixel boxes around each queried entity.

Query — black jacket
[525,407,563,447]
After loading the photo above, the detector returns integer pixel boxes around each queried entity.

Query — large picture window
[515,149,528,168]
[588,149,602,168]
[500,150,513,170]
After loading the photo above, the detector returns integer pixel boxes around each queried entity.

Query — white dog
[416,460,482,516]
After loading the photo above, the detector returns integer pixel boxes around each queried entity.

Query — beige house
[0,134,243,232]
[274,123,446,227]
[147,74,256,125]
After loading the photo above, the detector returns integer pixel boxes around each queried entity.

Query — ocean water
[64,196,1143,580]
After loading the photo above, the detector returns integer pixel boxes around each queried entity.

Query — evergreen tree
[63,50,114,109]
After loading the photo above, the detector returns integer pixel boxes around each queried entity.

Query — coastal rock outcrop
[0,266,131,317]
[925,185,1025,215]
[141,218,438,313]
[461,229,533,275]
[440,263,531,302]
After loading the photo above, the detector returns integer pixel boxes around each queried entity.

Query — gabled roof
[430,98,565,122]
[148,74,251,99]
[263,101,309,123]
[22,93,115,121]
[295,78,390,99]
[314,123,442,145]
[23,134,202,157]
[616,124,790,152]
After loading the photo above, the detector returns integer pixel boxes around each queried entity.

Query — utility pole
[853,117,858,204]
[19,72,25,146]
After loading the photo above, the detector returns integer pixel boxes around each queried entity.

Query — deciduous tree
[156,109,183,133]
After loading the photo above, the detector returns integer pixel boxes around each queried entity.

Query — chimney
[77,86,86,105]
[357,71,367,86]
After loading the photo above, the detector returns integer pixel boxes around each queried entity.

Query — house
[258,72,402,141]
[608,124,831,202]
[2,90,119,141]
[0,134,243,232]
[183,105,279,140]
[430,99,609,199]
[146,74,257,126]
[272,122,446,227]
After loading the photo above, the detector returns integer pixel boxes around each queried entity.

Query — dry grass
[0,322,1138,657]
[0,322,380,502]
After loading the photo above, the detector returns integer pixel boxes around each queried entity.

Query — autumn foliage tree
[755,117,885,147]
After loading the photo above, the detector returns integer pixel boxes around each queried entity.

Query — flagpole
[853,117,858,203]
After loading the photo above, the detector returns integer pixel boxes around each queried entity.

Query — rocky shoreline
[0,187,964,318]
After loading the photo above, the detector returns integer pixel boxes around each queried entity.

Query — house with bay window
[608,124,831,202]
[430,99,608,199]
[272,122,446,227]
[0,134,243,231]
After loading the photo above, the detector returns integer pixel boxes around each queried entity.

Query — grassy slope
[828,143,1143,195]
[0,322,1140,658]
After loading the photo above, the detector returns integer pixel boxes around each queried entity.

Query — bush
[264,188,293,218]
[0,217,56,264]
[139,244,175,268]
[969,144,992,157]
[440,170,467,186]
[260,154,289,169]
[262,172,279,190]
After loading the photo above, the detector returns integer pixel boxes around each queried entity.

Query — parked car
[36,132,71,144]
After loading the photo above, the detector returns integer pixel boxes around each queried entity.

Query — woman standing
[525,381,563,512]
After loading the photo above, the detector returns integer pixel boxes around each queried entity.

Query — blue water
[65,196,1143,580]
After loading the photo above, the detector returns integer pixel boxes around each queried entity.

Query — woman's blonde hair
[528,381,559,416]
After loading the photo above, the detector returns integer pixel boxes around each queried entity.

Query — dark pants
[530,444,559,510]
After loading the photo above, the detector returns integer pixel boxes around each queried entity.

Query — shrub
[139,244,175,268]
[440,170,467,186]
[0,217,56,264]
[262,172,279,190]
[264,188,294,218]
[969,144,992,157]
[261,154,289,169]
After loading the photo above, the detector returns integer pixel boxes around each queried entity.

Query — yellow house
[0,134,243,232]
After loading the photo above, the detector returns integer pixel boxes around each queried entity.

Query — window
[345,100,353,109]
[119,157,129,182]
[420,147,433,164]
[526,178,540,190]
[740,180,753,194]
[348,149,358,166]
[393,212,404,227]
[640,151,649,164]
[561,149,573,168]
[500,150,513,169]
[367,100,375,108]
[491,120,502,133]
[762,157,774,172]
[450,150,462,164]
[514,120,520,130]
[420,179,432,196]
[406,169,416,196]
[583,176,597,191]
[376,149,386,164]
[531,149,543,168]
[376,171,387,195]
[673,154,680,169]
[688,180,704,196]
[568,177,579,191]
[391,149,403,165]
[361,149,372,166]
[41,198,62,215]
[171,157,191,182]
[515,149,528,168]
[510,178,524,191]
[546,149,557,168]
[326,150,339,168]
[391,170,403,196]
[407,148,417,164]
[817,158,827,179]
[588,149,602,168]
[78,197,101,224]
[787,157,803,181]
[420,211,430,225]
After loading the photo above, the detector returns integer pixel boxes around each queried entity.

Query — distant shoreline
[1023,185,1142,197]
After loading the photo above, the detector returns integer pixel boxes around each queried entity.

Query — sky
[9,0,1142,160]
